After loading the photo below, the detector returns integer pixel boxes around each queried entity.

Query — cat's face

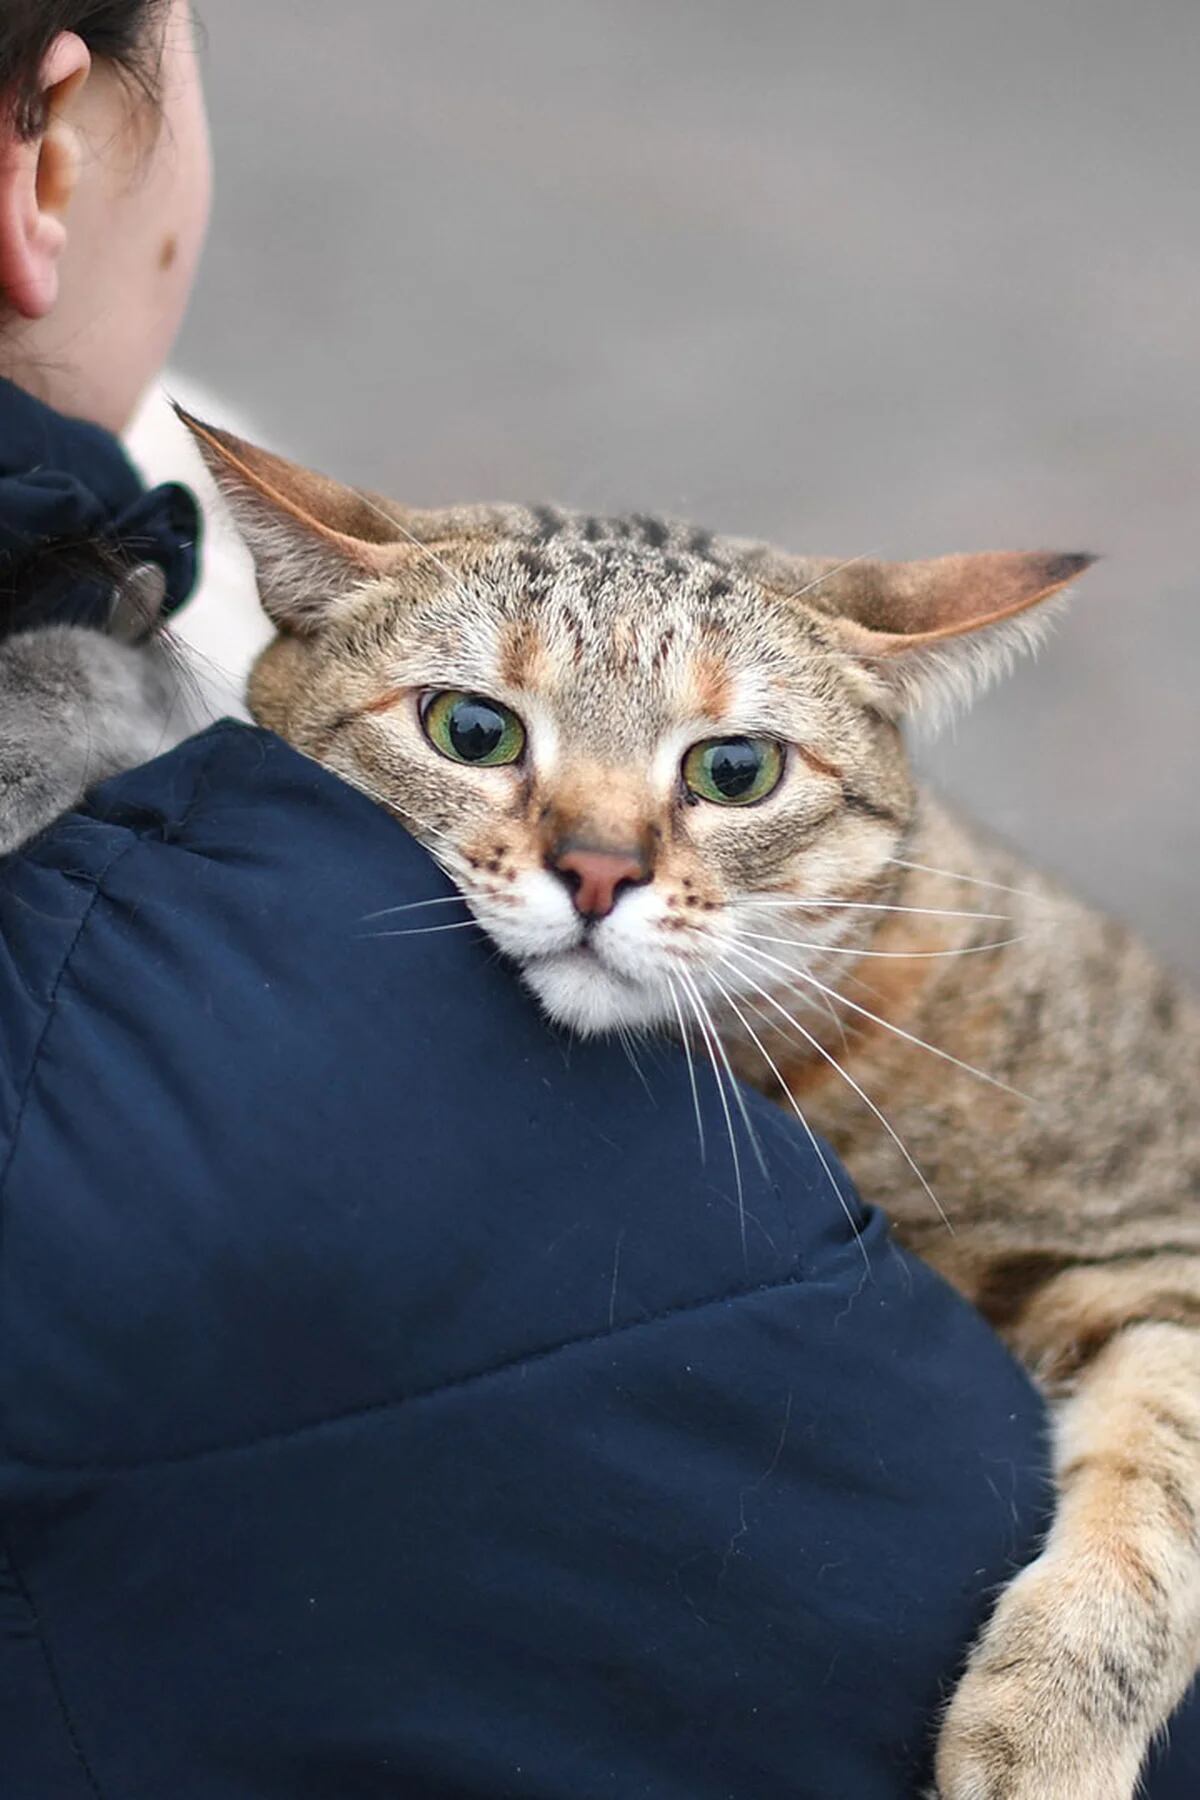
[267,522,914,1035]
[183,414,1092,1039]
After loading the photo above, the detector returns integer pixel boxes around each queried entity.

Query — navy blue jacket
[1,723,1196,1800]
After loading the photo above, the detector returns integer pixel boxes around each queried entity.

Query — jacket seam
[0,1526,108,1799]
[2,1259,858,1477]
[0,837,139,1210]
[158,721,244,845]
[0,730,234,1212]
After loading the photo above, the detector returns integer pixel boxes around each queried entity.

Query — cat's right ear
[176,408,414,632]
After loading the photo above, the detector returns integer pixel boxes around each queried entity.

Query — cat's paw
[934,1552,1150,1800]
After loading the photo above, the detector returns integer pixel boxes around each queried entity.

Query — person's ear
[0,33,91,319]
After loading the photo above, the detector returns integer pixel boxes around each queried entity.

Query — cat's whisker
[360,894,469,922]
[785,550,879,603]
[403,845,466,893]
[336,771,470,863]
[733,929,1025,961]
[614,1019,656,1102]
[886,855,1047,903]
[665,973,707,1165]
[702,964,868,1263]
[333,767,477,899]
[724,936,1031,1102]
[804,980,850,1050]
[358,804,467,869]
[389,810,467,865]
[676,966,755,1256]
[356,918,483,941]
[350,489,480,615]
[737,898,1010,922]
[716,947,952,1236]
[678,935,847,1040]
[678,966,770,1182]
[360,806,473,891]
[738,990,844,1061]
[158,625,249,714]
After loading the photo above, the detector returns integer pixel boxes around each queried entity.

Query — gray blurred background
[179,0,1199,976]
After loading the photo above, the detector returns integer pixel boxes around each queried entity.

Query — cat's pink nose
[552,846,649,921]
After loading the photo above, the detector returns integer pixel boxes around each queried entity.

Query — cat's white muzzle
[472,869,682,1036]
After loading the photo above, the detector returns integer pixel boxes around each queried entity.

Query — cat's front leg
[936,1315,1200,1800]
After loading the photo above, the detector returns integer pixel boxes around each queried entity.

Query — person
[0,7,1196,1797]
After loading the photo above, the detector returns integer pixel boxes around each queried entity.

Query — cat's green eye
[422,691,526,767]
[682,737,785,806]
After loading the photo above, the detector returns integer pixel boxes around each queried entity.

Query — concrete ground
[180,0,1199,977]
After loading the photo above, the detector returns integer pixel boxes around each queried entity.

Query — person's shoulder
[80,718,349,844]
[0,718,416,1178]
[3,718,419,895]
[87,719,417,870]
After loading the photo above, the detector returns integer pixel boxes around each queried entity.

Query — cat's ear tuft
[799,550,1098,724]
[174,407,414,633]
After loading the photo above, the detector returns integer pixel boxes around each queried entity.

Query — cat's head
[183,414,1093,1037]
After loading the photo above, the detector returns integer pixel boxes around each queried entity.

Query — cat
[5,409,1199,1800]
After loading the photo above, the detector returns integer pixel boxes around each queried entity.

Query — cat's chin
[520,948,674,1037]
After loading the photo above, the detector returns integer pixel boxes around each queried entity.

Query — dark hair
[1,1,168,137]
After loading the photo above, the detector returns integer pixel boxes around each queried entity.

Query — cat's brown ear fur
[798,550,1097,721]
[175,408,415,632]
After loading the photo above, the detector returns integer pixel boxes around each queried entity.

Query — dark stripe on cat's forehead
[515,544,561,599]
[525,507,723,564]
[633,514,669,549]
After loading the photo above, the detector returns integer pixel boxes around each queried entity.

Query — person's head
[0,0,210,430]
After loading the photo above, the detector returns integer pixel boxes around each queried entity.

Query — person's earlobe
[0,33,90,320]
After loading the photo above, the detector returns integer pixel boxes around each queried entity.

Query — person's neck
[0,330,134,435]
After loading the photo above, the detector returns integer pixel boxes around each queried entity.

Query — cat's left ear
[175,408,420,632]
[800,551,1097,721]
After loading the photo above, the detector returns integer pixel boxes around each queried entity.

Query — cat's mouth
[524,940,639,986]
[518,940,673,1034]
[529,939,627,973]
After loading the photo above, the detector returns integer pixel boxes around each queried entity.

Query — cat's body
[771,798,1200,1305]
[3,425,1197,1800]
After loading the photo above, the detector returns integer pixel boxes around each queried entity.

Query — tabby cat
[7,411,1200,1800]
